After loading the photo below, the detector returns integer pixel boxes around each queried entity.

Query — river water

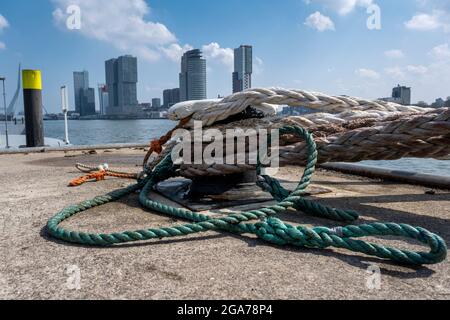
[44,119,176,145]
[43,119,450,177]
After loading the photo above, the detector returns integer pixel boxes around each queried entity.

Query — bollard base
[156,171,332,211]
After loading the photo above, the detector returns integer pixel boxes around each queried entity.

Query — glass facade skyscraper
[105,55,138,115]
[233,45,253,93]
[73,71,89,114]
[73,70,96,116]
[179,49,207,101]
[82,88,96,116]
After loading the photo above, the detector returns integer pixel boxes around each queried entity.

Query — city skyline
[1,0,450,113]
[75,44,250,116]
[71,44,417,118]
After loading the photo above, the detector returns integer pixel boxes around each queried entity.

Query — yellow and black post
[22,70,44,147]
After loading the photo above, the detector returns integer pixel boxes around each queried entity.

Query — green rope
[46,126,447,265]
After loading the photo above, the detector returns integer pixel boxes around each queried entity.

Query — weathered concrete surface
[0,149,449,300]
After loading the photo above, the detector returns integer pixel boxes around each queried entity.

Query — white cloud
[405,13,440,30]
[355,68,380,79]
[405,10,450,32]
[384,49,404,59]
[305,0,373,15]
[202,42,234,70]
[385,67,405,79]
[254,56,264,75]
[51,0,178,61]
[0,14,8,31]
[160,43,193,62]
[50,0,250,69]
[0,14,8,50]
[429,43,450,60]
[384,65,428,80]
[406,65,428,75]
[304,12,335,31]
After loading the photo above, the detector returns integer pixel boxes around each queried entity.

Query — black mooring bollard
[22,70,44,147]
[188,171,258,198]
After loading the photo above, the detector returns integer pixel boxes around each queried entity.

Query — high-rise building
[105,55,139,115]
[73,71,96,116]
[152,98,161,109]
[379,85,412,106]
[163,88,181,108]
[233,45,253,93]
[73,71,89,114]
[179,49,207,101]
[82,88,96,116]
[98,84,109,116]
[392,85,411,105]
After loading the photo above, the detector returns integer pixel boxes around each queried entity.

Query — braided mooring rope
[178,108,450,178]
[169,88,433,127]
[47,126,447,265]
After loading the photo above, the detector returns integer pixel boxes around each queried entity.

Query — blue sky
[1,0,450,113]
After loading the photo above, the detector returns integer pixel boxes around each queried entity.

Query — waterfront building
[379,85,412,106]
[105,55,139,115]
[233,45,253,93]
[179,49,207,101]
[73,71,89,115]
[152,98,161,109]
[98,84,109,116]
[392,85,411,105]
[163,88,181,108]
[73,71,96,116]
[82,88,96,116]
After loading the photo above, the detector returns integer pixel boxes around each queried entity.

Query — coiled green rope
[47,126,447,265]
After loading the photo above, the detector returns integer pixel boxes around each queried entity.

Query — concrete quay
[0,148,449,299]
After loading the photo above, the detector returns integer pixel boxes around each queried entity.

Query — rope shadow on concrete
[299,193,450,244]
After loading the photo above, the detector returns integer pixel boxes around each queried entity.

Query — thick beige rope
[178,108,450,178]
[169,88,432,128]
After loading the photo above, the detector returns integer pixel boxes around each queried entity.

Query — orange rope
[143,116,192,167]
[69,170,136,187]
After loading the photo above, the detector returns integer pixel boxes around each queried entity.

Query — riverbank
[1,148,449,299]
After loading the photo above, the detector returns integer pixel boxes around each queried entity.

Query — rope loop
[47,125,447,266]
